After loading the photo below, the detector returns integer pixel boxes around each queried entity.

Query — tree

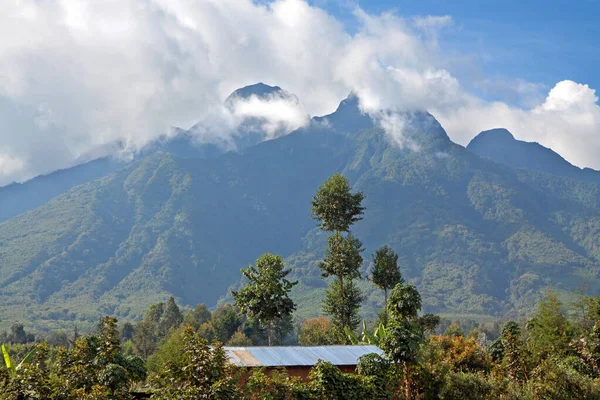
[445,322,465,337]
[311,173,364,233]
[211,304,242,343]
[7,323,34,344]
[299,317,336,346]
[371,245,404,321]
[232,253,297,346]
[319,232,365,337]
[500,321,529,382]
[526,292,572,359]
[120,322,135,343]
[53,316,146,398]
[311,174,366,339]
[322,278,364,336]
[149,326,239,399]
[380,283,425,400]
[184,304,212,329]
[133,303,164,358]
[158,297,184,338]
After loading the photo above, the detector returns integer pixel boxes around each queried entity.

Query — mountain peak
[313,92,372,132]
[226,82,284,102]
[469,128,515,147]
[467,128,600,182]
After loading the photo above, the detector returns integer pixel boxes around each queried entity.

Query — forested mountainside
[0,86,599,331]
[0,83,291,224]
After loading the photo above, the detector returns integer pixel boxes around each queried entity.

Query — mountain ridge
[467,128,600,183]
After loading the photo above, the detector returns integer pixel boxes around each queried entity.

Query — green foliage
[157,296,184,338]
[211,303,243,343]
[183,304,211,330]
[388,284,422,321]
[233,253,297,346]
[319,233,364,281]
[309,360,380,400]
[244,369,314,400]
[322,279,364,339]
[526,292,573,360]
[149,325,239,399]
[439,373,493,400]
[499,321,529,383]
[371,245,404,319]
[445,322,465,337]
[146,326,186,375]
[299,317,337,346]
[310,173,365,233]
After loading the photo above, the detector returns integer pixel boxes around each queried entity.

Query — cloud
[413,15,453,31]
[0,0,598,184]
[435,80,600,169]
[225,90,310,140]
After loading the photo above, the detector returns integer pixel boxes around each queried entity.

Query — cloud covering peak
[0,0,599,185]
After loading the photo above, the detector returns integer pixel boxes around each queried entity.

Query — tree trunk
[339,275,345,334]
[404,363,411,400]
[384,288,388,324]
[268,321,273,346]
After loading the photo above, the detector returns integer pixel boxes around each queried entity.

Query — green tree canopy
[232,253,297,346]
[158,297,184,338]
[526,292,573,360]
[319,232,364,280]
[311,173,364,233]
[371,245,404,322]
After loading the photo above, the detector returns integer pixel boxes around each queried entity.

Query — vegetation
[2,289,600,398]
[312,173,366,340]
[232,253,297,345]
[371,245,404,323]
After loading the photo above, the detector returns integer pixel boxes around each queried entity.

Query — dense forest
[2,173,600,399]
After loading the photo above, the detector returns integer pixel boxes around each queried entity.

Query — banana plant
[345,321,388,345]
[1,344,37,376]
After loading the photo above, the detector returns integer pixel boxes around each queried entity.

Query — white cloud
[435,80,600,169]
[0,0,598,184]
[226,91,310,140]
[413,15,453,31]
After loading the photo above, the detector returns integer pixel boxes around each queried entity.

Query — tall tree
[312,174,365,339]
[371,245,404,322]
[380,283,425,400]
[232,253,297,346]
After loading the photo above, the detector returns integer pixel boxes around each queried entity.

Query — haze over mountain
[0,84,599,332]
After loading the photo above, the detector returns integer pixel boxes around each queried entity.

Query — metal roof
[223,345,382,367]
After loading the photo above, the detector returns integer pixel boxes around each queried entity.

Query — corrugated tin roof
[223,345,382,367]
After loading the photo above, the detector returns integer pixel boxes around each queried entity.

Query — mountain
[0,157,126,223]
[467,128,600,183]
[0,89,599,332]
[0,83,291,224]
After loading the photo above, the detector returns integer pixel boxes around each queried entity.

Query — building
[223,345,382,380]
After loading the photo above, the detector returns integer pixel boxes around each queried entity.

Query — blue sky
[314,0,600,105]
